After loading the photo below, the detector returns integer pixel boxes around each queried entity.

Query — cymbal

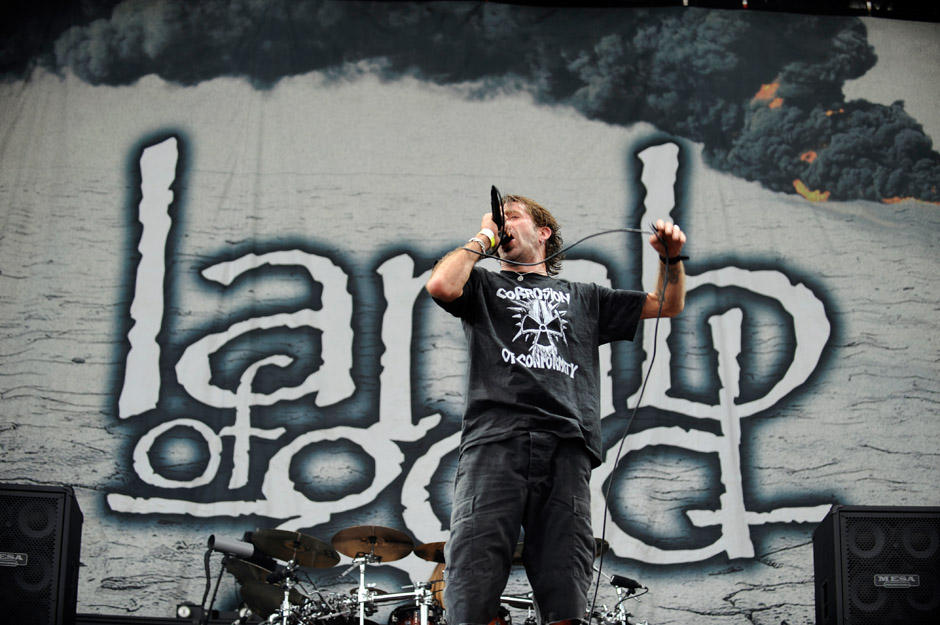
[250,529,340,568]
[331,525,414,562]
[414,541,447,563]
[240,579,305,618]
[224,558,271,584]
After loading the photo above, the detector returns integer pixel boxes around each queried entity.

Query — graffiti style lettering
[588,143,832,563]
[133,418,222,488]
[178,251,355,409]
[119,137,176,418]
[108,136,832,569]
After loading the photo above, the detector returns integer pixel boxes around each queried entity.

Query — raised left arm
[641,219,687,319]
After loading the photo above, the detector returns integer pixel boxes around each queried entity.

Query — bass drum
[388,604,445,625]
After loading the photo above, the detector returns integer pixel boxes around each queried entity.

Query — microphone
[207,535,255,559]
[265,567,290,584]
[610,574,644,591]
[490,185,513,252]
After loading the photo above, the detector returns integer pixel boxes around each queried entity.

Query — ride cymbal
[250,529,340,568]
[331,525,414,562]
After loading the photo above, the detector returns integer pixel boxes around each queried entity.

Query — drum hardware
[339,557,378,625]
[225,528,343,625]
[381,581,440,625]
[589,566,650,625]
[240,576,306,620]
[216,526,619,625]
[333,525,415,625]
[274,559,305,625]
[348,585,389,597]
[498,594,533,610]
[387,602,445,625]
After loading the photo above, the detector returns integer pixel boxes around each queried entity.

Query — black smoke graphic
[4,0,939,203]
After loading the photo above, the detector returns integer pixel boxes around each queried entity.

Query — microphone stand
[202,554,228,625]
[591,566,647,625]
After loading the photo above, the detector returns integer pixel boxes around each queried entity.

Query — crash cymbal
[224,558,271,584]
[240,580,305,618]
[414,541,447,564]
[331,525,414,562]
[250,529,340,568]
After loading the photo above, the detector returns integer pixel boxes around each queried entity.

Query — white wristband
[478,228,496,249]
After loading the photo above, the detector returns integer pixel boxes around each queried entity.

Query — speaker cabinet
[813,505,940,624]
[0,484,83,625]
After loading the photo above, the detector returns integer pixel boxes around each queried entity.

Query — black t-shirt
[434,267,646,466]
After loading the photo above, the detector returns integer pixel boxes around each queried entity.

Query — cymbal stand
[340,550,382,625]
[277,559,299,625]
[414,581,434,625]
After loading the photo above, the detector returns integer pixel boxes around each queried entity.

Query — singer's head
[500,194,565,276]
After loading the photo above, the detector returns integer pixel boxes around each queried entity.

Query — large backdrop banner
[1,2,938,624]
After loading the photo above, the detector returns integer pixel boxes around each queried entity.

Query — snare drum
[388,604,445,625]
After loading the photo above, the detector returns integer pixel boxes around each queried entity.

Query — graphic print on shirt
[497,284,580,379]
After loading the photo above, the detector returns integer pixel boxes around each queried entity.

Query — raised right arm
[425,213,499,302]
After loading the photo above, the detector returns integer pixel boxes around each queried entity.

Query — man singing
[426,193,686,624]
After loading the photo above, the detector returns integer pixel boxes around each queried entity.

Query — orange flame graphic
[754,81,779,101]
[882,196,940,205]
[793,179,830,202]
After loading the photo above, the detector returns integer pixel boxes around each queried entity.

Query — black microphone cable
[588,227,672,619]
[462,226,656,266]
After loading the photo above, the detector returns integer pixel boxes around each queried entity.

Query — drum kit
[219,525,532,625]
[219,526,645,625]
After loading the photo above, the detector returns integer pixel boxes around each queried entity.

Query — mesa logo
[0,552,28,567]
[874,574,920,589]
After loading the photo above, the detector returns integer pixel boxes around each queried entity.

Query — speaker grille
[840,511,940,624]
[0,485,82,625]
